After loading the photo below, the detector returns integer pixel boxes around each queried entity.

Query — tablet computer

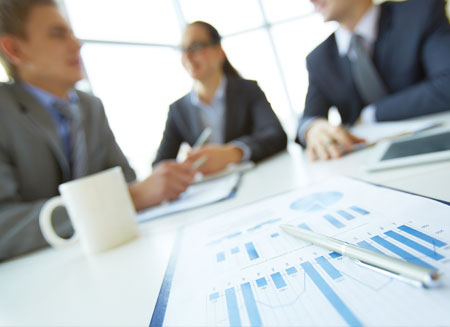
[365,127,450,172]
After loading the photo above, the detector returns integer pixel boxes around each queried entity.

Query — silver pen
[280,224,440,288]
[192,155,208,170]
[193,127,212,149]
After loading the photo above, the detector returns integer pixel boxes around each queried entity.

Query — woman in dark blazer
[153,21,287,175]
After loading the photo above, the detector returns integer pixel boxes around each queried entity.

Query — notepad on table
[137,172,240,222]
[193,161,255,184]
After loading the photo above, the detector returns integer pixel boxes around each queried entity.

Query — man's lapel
[11,83,71,180]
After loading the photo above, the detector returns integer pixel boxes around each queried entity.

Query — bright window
[64,0,181,44]
[80,43,191,177]
[179,0,264,35]
[221,29,294,134]
[260,0,314,22]
[271,16,338,117]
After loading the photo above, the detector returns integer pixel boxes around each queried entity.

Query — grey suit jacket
[0,82,136,261]
[153,75,287,166]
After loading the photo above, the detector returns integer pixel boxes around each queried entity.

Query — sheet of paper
[350,120,439,144]
[193,161,255,184]
[137,173,240,222]
[152,176,450,327]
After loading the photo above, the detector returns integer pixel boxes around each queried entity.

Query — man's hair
[0,0,57,80]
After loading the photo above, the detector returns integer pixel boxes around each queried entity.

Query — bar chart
[211,202,448,283]
[155,177,450,327]
[205,223,448,327]
[212,204,372,267]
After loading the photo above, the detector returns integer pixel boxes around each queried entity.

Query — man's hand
[305,119,365,161]
[185,144,243,175]
[129,161,195,210]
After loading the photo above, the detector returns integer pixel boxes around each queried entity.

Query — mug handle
[39,196,79,248]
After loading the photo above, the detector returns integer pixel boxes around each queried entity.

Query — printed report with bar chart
[150,176,450,327]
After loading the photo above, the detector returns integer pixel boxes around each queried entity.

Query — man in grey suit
[0,0,195,261]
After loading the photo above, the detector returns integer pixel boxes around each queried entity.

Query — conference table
[1,112,449,326]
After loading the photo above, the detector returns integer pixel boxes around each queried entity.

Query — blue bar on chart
[241,282,263,327]
[371,236,437,270]
[357,241,384,254]
[245,242,260,261]
[270,233,280,238]
[301,262,362,327]
[271,272,287,289]
[217,252,226,263]
[315,256,342,280]
[398,225,447,248]
[225,287,242,326]
[323,214,345,229]
[209,292,219,301]
[329,252,342,259]
[256,277,267,287]
[385,230,444,260]
[231,247,240,254]
[350,206,370,215]
[337,210,355,220]
[298,223,312,231]
[286,267,298,275]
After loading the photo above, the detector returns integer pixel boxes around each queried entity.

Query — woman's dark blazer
[153,75,287,166]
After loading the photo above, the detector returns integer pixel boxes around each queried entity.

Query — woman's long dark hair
[189,21,240,78]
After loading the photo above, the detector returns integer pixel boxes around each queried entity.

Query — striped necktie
[54,101,88,179]
[349,34,388,105]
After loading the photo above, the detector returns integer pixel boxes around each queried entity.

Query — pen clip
[355,260,424,288]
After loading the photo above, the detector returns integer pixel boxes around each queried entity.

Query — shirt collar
[190,75,227,107]
[23,82,79,109]
[335,5,381,56]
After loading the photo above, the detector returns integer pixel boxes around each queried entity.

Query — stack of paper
[137,173,240,222]
[193,161,255,184]
[350,120,438,144]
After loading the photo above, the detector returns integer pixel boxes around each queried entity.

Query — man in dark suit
[297,0,450,160]
[0,0,195,261]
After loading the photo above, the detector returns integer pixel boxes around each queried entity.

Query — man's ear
[0,36,25,66]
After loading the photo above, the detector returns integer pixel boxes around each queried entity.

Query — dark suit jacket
[297,0,450,145]
[0,82,136,261]
[153,75,287,166]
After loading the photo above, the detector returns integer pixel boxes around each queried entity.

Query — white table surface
[1,113,450,326]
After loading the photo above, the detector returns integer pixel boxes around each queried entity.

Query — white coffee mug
[39,166,139,254]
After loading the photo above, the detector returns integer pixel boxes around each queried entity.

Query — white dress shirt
[335,5,381,57]
[190,76,251,161]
